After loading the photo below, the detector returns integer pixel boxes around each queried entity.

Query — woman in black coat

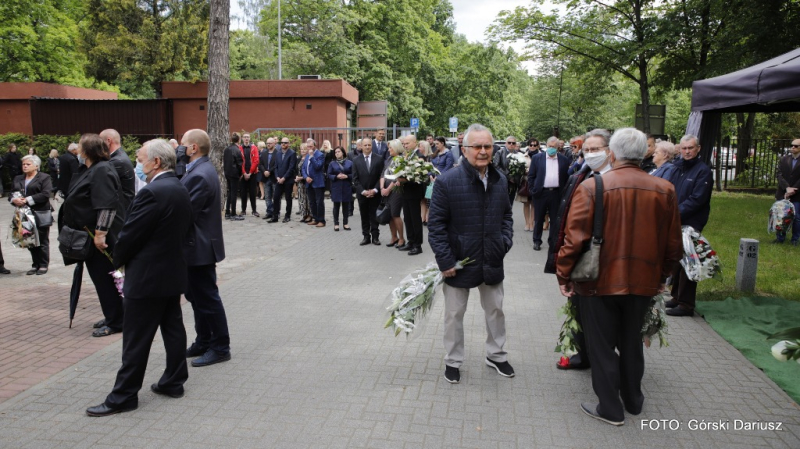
[9,155,53,275]
[47,149,60,188]
[59,134,126,337]
[326,146,353,231]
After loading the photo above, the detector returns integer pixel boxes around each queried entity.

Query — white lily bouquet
[384,258,472,337]
[769,327,800,365]
[680,226,721,282]
[385,155,439,184]
[642,292,670,348]
[507,152,527,179]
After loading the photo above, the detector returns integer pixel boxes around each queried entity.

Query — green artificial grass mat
[696,296,800,404]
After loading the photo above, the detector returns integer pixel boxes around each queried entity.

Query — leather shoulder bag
[569,175,603,282]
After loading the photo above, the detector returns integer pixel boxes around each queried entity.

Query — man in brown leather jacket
[556,128,682,427]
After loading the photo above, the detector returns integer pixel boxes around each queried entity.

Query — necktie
[366,156,370,170]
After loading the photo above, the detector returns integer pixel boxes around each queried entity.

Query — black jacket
[109,148,135,213]
[258,149,278,182]
[527,152,571,198]
[776,155,800,202]
[57,152,80,195]
[59,162,125,241]
[352,153,383,198]
[11,172,53,226]
[113,172,193,299]
[274,148,297,181]
[3,151,22,178]
[181,157,224,266]
[428,161,513,288]
[223,144,243,178]
[666,156,713,232]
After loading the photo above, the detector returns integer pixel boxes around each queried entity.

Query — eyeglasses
[281,141,290,144]
[463,145,493,151]
[506,141,517,145]
[583,146,608,153]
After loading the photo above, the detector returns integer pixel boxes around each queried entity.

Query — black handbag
[33,209,53,227]
[58,225,93,261]
[570,175,604,282]
[376,201,392,225]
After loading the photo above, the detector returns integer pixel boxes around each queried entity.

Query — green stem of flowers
[83,226,114,264]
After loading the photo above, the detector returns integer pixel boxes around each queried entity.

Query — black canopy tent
[688,48,800,166]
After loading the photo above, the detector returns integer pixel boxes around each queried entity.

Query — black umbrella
[68,261,84,328]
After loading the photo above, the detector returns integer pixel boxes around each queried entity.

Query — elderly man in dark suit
[774,138,800,245]
[269,137,297,223]
[428,123,515,384]
[180,129,231,367]
[86,138,193,417]
[57,143,80,197]
[528,136,571,251]
[352,138,383,245]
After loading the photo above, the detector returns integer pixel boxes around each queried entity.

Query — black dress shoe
[93,319,106,329]
[282,217,291,223]
[0,266,9,274]
[191,349,231,367]
[372,237,381,245]
[262,214,272,220]
[26,268,38,275]
[151,383,184,398]
[386,240,398,247]
[359,237,371,246]
[666,306,694,317]
[408,246,423,256]
[86,402,137,417]
[36,268,48,275]
[533,242,542,251]
[225,214,232,220]
[233,216,245,221]
[664,299,679,309]
[580,403,623,426]
[268,219,279,223]
[186,343,208,358]
[397,243,412,251]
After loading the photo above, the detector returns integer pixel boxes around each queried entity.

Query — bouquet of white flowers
[384,258,472,337]
[385,155,439,184]
[680,226,721,282]
[10,192,40,248]
[507,152,527,179]
[769,327,800,365]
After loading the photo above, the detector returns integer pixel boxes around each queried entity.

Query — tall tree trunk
[639,56,651,135]
[208,0,230,203]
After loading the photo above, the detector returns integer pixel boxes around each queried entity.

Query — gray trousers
[443,282,507,368]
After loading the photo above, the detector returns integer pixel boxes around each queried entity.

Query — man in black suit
[86,138,193,417]
[180,129,232,367]
[100,129,135,211]
[352,138,383,246]
[258,138,278,220]
[57,143,80,197]
[223,133,244,221]
[528,136,570,251]
[774,137,800,245]
[269,137,297,223]
[399,135,427,255]
[373,129,389,160]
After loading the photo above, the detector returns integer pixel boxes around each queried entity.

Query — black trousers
[29,226,50,268]
[533,189,560,245]
[581,294,650,422]
[332,202,350,226]
[273,181,294,219]
[569,295,588,366]
[0,240,5,266]
[105,295,188,408]
[671,267,697,311]
[402,184,425,246]
[357,195,380,237]
[85,244,124,331]
[507,182,517,206]
[308,186,325,223]
[239,176,257,213]
[185,264,230,354]
[225,176,239,215]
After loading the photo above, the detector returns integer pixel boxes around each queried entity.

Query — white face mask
[584,151,609,171]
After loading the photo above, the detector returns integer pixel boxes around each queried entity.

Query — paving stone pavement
[0,197,799,448]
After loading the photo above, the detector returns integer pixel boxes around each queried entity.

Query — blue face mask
[134,161,147,182]
[546,147,558,156]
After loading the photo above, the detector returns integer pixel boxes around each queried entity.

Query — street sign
[410,117,419,128]
[449,117,458,133]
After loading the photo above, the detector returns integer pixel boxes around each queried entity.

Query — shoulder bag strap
[592,175,604,244]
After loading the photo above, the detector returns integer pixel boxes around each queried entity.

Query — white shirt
[544,156,560,188]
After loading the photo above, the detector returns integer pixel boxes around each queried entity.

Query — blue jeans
[264,180,275,217]
[776,201,800,243]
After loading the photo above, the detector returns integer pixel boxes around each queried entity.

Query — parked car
[711,147,736,168]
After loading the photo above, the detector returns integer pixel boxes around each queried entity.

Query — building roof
[161,79,359,105]
[0,82,118,100]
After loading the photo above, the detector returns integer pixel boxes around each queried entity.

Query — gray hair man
[774,137,800,245]
[664,134,712,317]
[428,123,515,384]
[557,127,682,426]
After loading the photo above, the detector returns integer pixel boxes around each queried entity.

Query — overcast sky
[231,0,544,73]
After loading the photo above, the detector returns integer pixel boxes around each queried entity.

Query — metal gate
[251,126,417,153]
[711,138,793,191]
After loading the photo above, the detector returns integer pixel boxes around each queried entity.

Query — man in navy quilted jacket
[428,123,515,385]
